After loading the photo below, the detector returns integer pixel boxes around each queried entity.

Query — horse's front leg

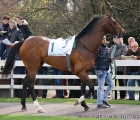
[80,83,90,111]
[74,72,94,109]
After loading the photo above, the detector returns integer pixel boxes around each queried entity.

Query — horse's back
[22,36,51,47]
[20,36,50,54]
[20,36,51,67]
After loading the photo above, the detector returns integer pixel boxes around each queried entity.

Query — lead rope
[110,60,117,80]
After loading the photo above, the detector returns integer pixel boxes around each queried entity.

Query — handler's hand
[111,58,115,62]
[132,56,137,60]
[121,55,125,60]
[10,43,14,46]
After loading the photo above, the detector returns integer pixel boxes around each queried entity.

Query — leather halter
[108,18,120,36]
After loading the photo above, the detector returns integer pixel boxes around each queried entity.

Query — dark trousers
[35,67,48,98]
[68,79,81,98]
[115,71,127,99]
[14,54,26,98]
[67,71,81,98]
[14,66,26,98]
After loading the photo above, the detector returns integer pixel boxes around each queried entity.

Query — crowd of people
[0,15,140,107]
[95,35,140,109]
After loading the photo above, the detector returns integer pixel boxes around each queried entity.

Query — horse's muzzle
[117,31,125,38]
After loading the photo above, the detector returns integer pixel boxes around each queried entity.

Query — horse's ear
[106,12,112,18]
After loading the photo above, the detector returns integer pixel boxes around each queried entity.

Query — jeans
[35,67,48,98]
[53,68,64,98]
[128,71,140,100]
[0,42,8,60]
[95,70,114,105]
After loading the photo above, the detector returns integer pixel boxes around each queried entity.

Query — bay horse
[2,13,125,113]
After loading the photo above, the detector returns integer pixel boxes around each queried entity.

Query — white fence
[0,60,140,99]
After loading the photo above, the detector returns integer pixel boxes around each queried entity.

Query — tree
[0,0,21,20]
[11,0,140,44]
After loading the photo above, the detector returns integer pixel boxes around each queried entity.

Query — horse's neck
[84,27,105,53]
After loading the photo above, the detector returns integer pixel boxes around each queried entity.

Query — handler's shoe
[97,104,107,109]
[102,100,111,107]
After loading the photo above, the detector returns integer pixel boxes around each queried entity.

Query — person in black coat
[94,35,114,109]
[0,15,11,60]
[16,16,32,40]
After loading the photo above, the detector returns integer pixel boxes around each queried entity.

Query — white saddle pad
[48,35,75,56]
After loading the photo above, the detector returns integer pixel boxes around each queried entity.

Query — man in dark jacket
[0,15,11,59]
[5,20,24,57]
[122,41,140,100]
[94,35,114,109]
[16,16,32,40]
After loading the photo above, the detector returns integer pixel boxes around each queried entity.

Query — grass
[0,98,140,105]
[0,114,120,120]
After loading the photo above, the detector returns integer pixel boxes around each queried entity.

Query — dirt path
[0,103,140,120]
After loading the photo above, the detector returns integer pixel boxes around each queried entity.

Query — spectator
[8,20,25,98]
[109,36,128,100]
[16,16,32,40]
[0,15,11,60]
[122,41,140,100]
[52,68,64,98]
[95,35,114,109]
[52,71,71,98]
[127,37,135,49]
[124,37,135,88]
[35,67,48,98]
[16,16,32,97]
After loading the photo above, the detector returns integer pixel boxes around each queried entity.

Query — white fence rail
[0,60,140,99]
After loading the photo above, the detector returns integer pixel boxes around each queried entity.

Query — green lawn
[0,98,139,105]
[0,115,119,120]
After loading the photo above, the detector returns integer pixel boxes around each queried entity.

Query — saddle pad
[48,35,75,56]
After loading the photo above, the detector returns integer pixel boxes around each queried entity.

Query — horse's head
[105,13,125,38]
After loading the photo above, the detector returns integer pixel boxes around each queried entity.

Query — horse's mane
[75,15,104,39]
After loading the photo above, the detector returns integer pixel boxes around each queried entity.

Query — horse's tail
[2,41,24,75]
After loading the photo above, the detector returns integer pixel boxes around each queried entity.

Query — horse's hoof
[38,109,45,113]
[21,107,27,111]
[84,107,89,111]
[74,99,79,106]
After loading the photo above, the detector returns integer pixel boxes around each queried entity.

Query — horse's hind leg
[21,75,28,111]
[28,71,45,113]
[80,83,89,111]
